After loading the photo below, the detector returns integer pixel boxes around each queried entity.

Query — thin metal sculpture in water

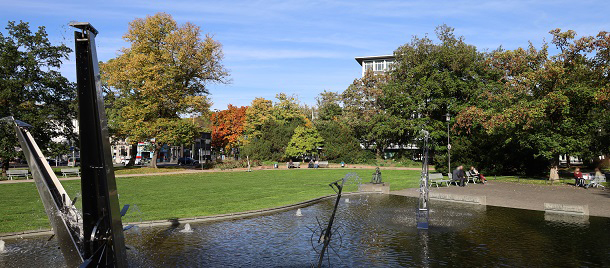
[0,117,84,266]
[417,130,431,229]
[309,173,359,267]
[70,22,128,267]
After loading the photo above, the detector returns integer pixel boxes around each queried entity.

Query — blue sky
[1,0,609,110]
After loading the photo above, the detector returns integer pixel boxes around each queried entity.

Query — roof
[355,55,395,66]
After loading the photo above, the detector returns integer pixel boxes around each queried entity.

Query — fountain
[295,208,303,217]
[0,239,4,253]
[0,22,128,268]
[179,223,193,233]
[416,130,431,229]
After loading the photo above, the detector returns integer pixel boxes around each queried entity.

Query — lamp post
[445,113,451,172]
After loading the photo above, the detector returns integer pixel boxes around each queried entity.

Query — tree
[241,94,309,161]
[0,21,76,175]
[383,24,487,167]
[242,97,274,142]
[455,29,610,177]
[241,119,301,161]
[101,13,229,168]
[342,71,401,158]
[210,104,248,156]
[285,122,324,161]
[316,90,342,120]
[315,119,369,163]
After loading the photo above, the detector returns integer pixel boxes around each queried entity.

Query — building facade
[355,55,396,77]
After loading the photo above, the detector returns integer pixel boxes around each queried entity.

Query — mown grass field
[0,169,421,233]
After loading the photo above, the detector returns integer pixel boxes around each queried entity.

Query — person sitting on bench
[574,167,584,187]
[470,166,487,183]
[452,165,466,187]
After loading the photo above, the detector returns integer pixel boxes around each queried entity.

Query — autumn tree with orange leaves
[210,105,248,156]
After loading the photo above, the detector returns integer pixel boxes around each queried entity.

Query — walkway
[0,165,421,184]
[393,181,610,217]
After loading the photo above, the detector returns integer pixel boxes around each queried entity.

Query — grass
[0,169,421,233]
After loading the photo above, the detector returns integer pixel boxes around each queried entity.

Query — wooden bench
[429,173,449,187]
[61,168,81,177]
[317,161,329,168]
[6,169,30,180]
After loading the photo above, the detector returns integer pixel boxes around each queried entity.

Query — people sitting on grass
[574,167,584,187]
[470,166,487,183]
[452,165,466,187]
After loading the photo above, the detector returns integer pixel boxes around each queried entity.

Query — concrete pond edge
[0,191,377,240]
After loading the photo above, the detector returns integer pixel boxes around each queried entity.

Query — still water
[1,194,609,267]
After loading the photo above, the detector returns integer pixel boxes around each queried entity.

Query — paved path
[0,165,421,184]
[393,180,610,217]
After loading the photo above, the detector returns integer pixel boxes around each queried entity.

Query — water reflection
[1,194,609,267]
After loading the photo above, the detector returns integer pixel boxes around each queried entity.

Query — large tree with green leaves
[285,122,324,161]
[241,93,308,161]
[456,29,610,178]
[0,21,76,176]
[382,24,488,169]
[343,71,406,158]
[101,12,228,168]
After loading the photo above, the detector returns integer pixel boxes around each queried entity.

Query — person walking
[452,165,466,187]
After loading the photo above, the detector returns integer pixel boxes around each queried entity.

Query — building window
[375,61,384,71]
[386,60,394,70]
[364,61,373,71]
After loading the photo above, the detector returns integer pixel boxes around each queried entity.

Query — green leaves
[284,125,324,159]
[100,13,229,167]
[0,21,75,160]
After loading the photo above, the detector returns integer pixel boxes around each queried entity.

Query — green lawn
[0,169,420,233]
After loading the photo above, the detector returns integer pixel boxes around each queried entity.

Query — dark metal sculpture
[70,22,128,267]
[371,167,382,184]
[1,116,84,266]
[317,177,344,267]
[416,130,431,229]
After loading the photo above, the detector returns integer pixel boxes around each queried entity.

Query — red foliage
[210,104,248,151]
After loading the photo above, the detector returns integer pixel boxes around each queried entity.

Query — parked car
[178,157,199,166]
[121,157,142,166]
[68,157,80,167]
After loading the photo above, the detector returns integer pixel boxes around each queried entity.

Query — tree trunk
[376,146,383,159]
[150,144,163,168]
[127,143,137,166]
[1,160,7,178]
[566,154,571,168]
[549,156,560,181]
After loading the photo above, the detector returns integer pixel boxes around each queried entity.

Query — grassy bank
[0,169,420,233]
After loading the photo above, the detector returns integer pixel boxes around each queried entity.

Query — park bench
[447,173,464,186]
[6,169,30,180]
[317,161,329,168]
[429,173,449,187]
[286,162,301,168]
[465,171,478,184]
[61,168,81,178]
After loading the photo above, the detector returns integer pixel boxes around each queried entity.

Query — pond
[1,194,609,267]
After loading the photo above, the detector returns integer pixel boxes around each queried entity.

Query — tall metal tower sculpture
[2,22,128,268]
[416,130,431,229]
[70,22,128,267]
[1,116,84,266]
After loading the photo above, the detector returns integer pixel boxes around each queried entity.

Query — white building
[355,55,396,77]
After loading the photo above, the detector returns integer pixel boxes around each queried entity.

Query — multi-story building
[355,55,395,77]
